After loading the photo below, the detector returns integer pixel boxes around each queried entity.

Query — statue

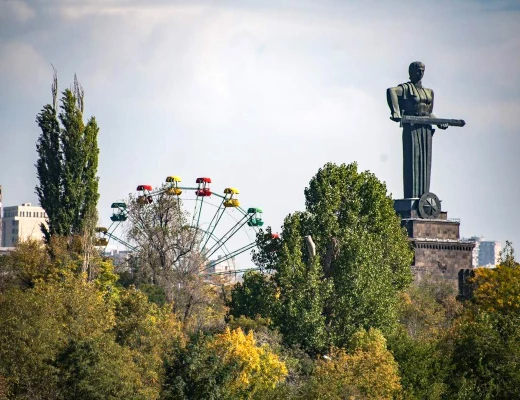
[386,61,464,200]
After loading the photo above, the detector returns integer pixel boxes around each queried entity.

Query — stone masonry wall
[403,219,460,240]
[414,241,474,280]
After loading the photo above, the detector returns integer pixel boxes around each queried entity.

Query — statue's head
[409,61,425,83]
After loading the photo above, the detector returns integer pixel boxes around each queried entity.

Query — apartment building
[466,236,502,268]
[1,203,48,247]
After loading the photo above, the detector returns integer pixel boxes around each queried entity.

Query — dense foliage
[230,162,414,353]
[35,74,100,277]
[36,75,99,241]
[445,242,520,399]
[3,113,518,400]
[304,329,402,399]
[163,328,287,399]
[0,243,178,399]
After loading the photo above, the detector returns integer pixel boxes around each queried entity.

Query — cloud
[0,0,35,23]
[0,42,49,95]
[1,0,520,256]
[56,1,206,20]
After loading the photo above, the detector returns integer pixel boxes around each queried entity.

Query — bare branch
[51,64,58,110]
[73,73,85,113]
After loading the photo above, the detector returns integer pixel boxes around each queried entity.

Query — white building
[207,255,240,283]
[103,248,133,267]
[207,255,236,273]
[1,203,48,247]
[466,236,501,268]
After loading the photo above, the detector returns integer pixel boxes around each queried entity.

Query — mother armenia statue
[386,62,464,200]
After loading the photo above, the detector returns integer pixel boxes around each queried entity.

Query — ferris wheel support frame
[199,196,226,252]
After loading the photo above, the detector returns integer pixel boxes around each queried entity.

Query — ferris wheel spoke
[195,197,205,233]
[200,189,242,252]
[187,198,203,251]
[104,231,137,251]
[203,266,261,277]
[203,214,252,259]
[201,241,256,272]
[101,220,121,249]
[202,213,249,257]
[190,196,200,228]
[106,220,118,236]
[200,200,226,252]
[106,217,140,252]
[192,226,229,252]
[189,226,234,272]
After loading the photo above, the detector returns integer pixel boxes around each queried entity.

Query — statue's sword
[400,114,466,127]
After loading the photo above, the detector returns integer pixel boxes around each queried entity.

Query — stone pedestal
[394,198,475,283]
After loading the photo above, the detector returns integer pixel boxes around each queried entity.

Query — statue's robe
[396,82,434,198]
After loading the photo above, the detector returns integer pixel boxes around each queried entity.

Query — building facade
[103,248,133,267]
[207,255,239,283]
[394,199,475,286]
[1,203,48,247]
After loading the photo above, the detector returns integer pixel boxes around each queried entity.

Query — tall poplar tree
[35,71,100,265]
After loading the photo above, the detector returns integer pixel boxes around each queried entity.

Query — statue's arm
[386,86,403,122]
[430,90,448,130]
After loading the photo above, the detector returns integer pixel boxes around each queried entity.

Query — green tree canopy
[231,162,413,353]
[162,327,287,400]
[0,243,183,399]
[388,277,460,400]
[446,242,520,399]
[35,73,99,272]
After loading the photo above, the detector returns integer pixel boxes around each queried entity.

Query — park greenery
[0,80,519,399]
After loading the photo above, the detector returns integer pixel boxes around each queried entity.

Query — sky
[0,0,519,266]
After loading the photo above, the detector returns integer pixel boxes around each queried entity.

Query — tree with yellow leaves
[446,241,520,399]
[304,328,402,400]
[209,327,288,397]
[470,241,520,315]
[162,327,287,400]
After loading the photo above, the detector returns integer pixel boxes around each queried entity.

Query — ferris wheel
[95,175,266,276]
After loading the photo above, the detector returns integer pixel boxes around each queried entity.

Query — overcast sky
[0,0,519,264]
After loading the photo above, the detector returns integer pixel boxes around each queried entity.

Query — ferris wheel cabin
[195,177,212,197]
